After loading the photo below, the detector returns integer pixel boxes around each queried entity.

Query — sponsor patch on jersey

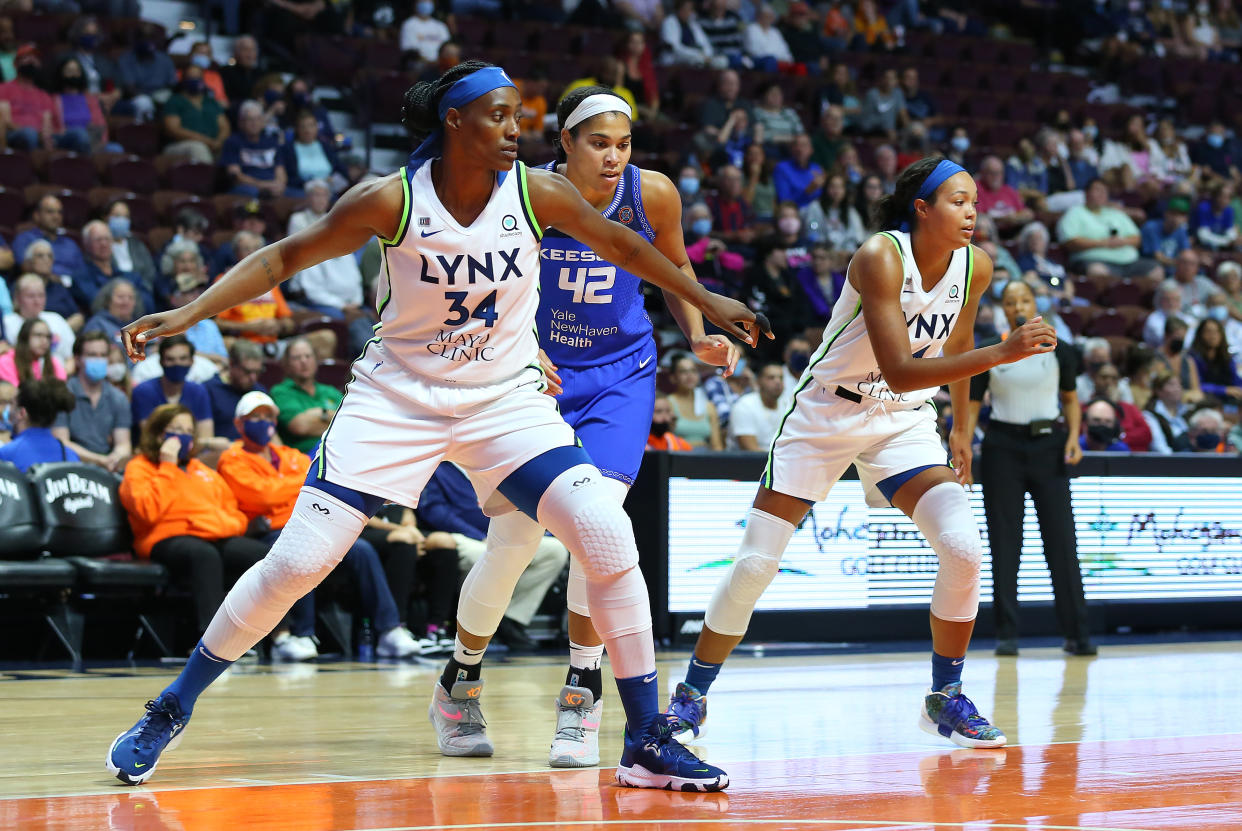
[618,206,633,223]
[418,216,431,226]
[501,214,518,231]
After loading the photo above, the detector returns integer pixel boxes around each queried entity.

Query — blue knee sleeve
[497,444,594,520]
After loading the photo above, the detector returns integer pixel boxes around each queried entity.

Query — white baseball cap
[234,390,279,420]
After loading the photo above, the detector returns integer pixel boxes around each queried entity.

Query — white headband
[564,93,632,131]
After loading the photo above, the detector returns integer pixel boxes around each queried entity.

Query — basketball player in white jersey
[663,157,1058,750]
[432,85,745,772]
[105,61,763,792]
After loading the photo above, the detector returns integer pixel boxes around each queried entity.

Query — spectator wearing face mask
[53,55,111,153]
[217,391,423,661]
[120,403,271,633]
[0,46,89,153]
[1140,196,1192,275]
[130,335,216,449]
[114,32,178,121]
[163,63,231,164]
[1186,407,1234,453]
[647,393,693,451]
[1153,316,1204,404]
[1080,399,1130,452]
[184,41,228,106]
[778,335,811,409]
[1082,361,1152,451]
[51,330,132,472]
[401,0,451,63]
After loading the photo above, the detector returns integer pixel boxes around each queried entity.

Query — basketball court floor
[3,641,1241,830]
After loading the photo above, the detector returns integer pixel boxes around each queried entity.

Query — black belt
[834,385,862,404]
[988,418,1058,437]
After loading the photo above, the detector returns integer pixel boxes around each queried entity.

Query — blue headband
[900,159,966,232]
[408,66,518,173]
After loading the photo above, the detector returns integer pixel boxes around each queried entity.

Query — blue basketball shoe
[615,715,728,791]
[106,692,191,785]
[918,682,1006,748]
[664,681,706,744]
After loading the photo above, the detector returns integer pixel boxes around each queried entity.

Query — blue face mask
[190,53,211,69]
[991,278,1008,299]
[787,350,810,376]
[1208,133,1226,148]
[163,364,190,384]
[83,356,109,382]
[679,177,700,196]
[1195,431,1221,450]
[1035,295,1053,314]
[0,404,10,434]
[164,431,194,462]
[950,136,970,153]
[1209,305,1230,321]
[416,0,434,15]
[108,215,130,238]
[242,418,275,447]
[690,217,712,237]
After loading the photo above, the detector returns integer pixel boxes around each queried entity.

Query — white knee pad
[203,487,365,660]
[704,509,794,637]
[566,476,629,617]
[914,482,983,623]
[537,465,638,580]
[456,508,546,637]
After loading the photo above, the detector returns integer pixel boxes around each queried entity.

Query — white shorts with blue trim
[763,379,948,507]
[315,339,576,512]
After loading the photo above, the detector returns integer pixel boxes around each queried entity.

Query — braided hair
[553,84,630,161]
[400,59,497,145]
[871,155,949,231]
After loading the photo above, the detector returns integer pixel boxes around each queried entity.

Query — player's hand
[998,316,1057,363]
[1064,437,1083,466]
[691,334,740,377]
[537,348,562,396]
[949,429,973,486]
[122,308,200,362]
[698,292,772,347]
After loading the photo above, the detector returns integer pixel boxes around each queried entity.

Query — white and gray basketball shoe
[429,678,494,756]
[548,685,602,768]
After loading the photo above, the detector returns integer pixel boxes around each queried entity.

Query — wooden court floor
[3,641,1242,830]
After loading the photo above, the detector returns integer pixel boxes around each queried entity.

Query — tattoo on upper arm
[619,244,641,268]
[260,255,278,288]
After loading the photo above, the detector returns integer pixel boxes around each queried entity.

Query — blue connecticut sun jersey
[536,162,655,369]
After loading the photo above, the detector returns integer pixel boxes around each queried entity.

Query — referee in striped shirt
[967,281,1096,657]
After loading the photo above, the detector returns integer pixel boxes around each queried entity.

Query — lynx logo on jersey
[417,249,524,285]
[905,311,956,340]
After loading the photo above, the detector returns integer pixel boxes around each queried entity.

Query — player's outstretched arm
[641,169,742,376]
[525,167,770,347]
[855,239,1056,395]
[121,175,404,360]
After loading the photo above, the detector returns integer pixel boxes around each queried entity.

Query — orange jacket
[647,432,693,451]
[216,441,310,530]
[119,455,250,557]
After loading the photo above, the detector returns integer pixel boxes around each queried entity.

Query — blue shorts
[556,340,657,487]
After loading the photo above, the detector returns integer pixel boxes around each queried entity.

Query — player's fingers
[724,342,739,377]
[754,312,774,339]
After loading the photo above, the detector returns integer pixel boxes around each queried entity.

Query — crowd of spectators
[0,0,1240,655]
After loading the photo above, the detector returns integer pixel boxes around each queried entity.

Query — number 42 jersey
[536,162,656,370]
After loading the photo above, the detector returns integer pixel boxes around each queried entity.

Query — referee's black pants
[979,426,1090,643]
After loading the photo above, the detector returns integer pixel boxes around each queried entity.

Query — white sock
[453,635,484,666]
[569,640,604,672]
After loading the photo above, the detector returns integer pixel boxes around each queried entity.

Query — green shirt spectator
[1056,179,1142,267]
[269,337,342,453]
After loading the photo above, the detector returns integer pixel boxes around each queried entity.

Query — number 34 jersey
[375,160,543,385]
[536,162,656,370]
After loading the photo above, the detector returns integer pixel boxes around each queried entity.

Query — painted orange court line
[6,734,1242,831]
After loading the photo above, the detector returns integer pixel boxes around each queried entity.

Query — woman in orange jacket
[120,402,271,632]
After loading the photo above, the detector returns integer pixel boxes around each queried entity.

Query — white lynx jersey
[372,160,544,384]
[803,230,976,409]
